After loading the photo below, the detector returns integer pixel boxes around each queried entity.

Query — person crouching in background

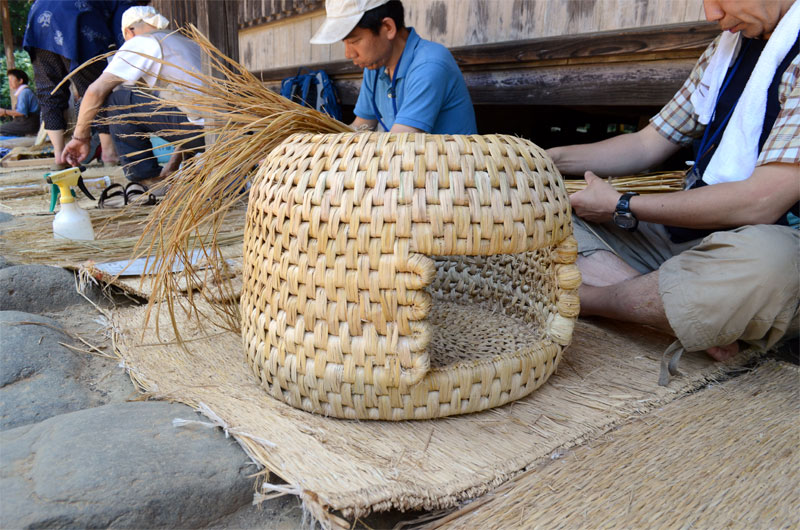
[0,69,40,137]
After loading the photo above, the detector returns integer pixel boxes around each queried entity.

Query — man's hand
[569,171,622,223]
[62,138,91,167]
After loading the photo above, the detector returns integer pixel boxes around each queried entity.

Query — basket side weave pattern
[241,133,580,420]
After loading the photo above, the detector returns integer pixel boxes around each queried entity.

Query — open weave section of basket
[241,132,580,420]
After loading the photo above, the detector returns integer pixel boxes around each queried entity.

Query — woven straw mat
[432,360,799,529]
[241,132,580,420]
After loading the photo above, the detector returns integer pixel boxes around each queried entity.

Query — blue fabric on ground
[150,136,175,166]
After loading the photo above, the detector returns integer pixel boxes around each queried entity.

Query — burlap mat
[431,360,798,529]
[111,300,761,527]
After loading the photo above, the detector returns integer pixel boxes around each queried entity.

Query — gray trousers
[0,113,40,137]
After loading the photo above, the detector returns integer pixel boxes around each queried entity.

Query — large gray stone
[0,212,12,223]
[1,401,258,529]
[0,264,103,312]
[0,311,93,430]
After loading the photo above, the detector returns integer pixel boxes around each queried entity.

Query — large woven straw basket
[241,133,580,420]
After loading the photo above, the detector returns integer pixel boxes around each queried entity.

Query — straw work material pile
[432,360,799,529]
[563,171,685,194]
[242,132,580,420]
[111,295,762,526]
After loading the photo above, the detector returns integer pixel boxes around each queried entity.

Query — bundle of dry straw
[563,171,685,194]
[94,26,352,335]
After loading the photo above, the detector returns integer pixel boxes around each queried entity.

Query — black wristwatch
[613,192,639,232]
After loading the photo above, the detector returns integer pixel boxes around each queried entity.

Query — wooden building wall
[239,0,706,73]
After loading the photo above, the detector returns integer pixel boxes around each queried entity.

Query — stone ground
[0,257,312,529]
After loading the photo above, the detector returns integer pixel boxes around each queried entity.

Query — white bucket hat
[121,6,170,33]
[310,0,390,44]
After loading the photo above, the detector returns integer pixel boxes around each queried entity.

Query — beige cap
[310,0,391,44]
[121,6,169,33]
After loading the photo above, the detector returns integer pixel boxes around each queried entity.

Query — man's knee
[659,225,799,350]
[106,88,132,107]
[711,225,798,288]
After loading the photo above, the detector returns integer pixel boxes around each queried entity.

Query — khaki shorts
[573,217,800,351]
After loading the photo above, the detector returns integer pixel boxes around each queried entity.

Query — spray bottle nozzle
[45,166,95,212]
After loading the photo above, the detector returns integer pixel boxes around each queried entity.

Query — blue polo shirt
[16,87,39,116]
[354,28,477,134]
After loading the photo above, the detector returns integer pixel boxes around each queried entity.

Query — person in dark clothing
[23,0,134,165]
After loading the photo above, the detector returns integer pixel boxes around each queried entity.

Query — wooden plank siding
[238,0,706,72]
[251,21,719,107]
[238,0,324,30]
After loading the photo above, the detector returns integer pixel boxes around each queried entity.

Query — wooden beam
[265,58,696,107]
[1,156,56,168]
[1,0,15,70]
[463,58,697,106]
[452,21,719,67]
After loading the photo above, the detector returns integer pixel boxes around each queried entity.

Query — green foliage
[0,0,34,47]
[1,49,35,110]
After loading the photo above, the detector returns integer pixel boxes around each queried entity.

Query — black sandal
[97,183,126,209]
[124,182,157,206]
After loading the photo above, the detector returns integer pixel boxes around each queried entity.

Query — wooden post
[1,0,15,70]
[196,0,239,64]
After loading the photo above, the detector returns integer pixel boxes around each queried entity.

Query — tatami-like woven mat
[111,298,764,526]
[431,360,799,529]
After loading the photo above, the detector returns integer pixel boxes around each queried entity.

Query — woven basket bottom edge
[250,297,565,420]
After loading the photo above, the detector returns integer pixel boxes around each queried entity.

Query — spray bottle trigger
[76,176,96,201]
[46,177,59,213]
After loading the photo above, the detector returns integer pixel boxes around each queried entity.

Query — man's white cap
[310,0,390,44]
[121,6,170,33]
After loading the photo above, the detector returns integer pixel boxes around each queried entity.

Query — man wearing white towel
[546,0,799,381]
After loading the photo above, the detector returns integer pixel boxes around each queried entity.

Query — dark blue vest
[667,33,800,244]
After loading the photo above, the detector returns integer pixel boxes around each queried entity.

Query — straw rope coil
[241,132,580,420]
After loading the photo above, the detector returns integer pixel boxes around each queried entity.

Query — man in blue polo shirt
[310,0,477,134]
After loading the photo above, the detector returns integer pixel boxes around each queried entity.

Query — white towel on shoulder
[690,32,741,125]
[703,1,800,185]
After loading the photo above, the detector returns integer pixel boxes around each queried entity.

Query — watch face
[613,212,638,231]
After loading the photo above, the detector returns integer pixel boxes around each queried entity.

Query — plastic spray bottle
[45,167,96,240]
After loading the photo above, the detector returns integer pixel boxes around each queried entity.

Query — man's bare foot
[138,176,168,197]
[99,133,118,166]
[706,342,739,362]
[139,176,165,188]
